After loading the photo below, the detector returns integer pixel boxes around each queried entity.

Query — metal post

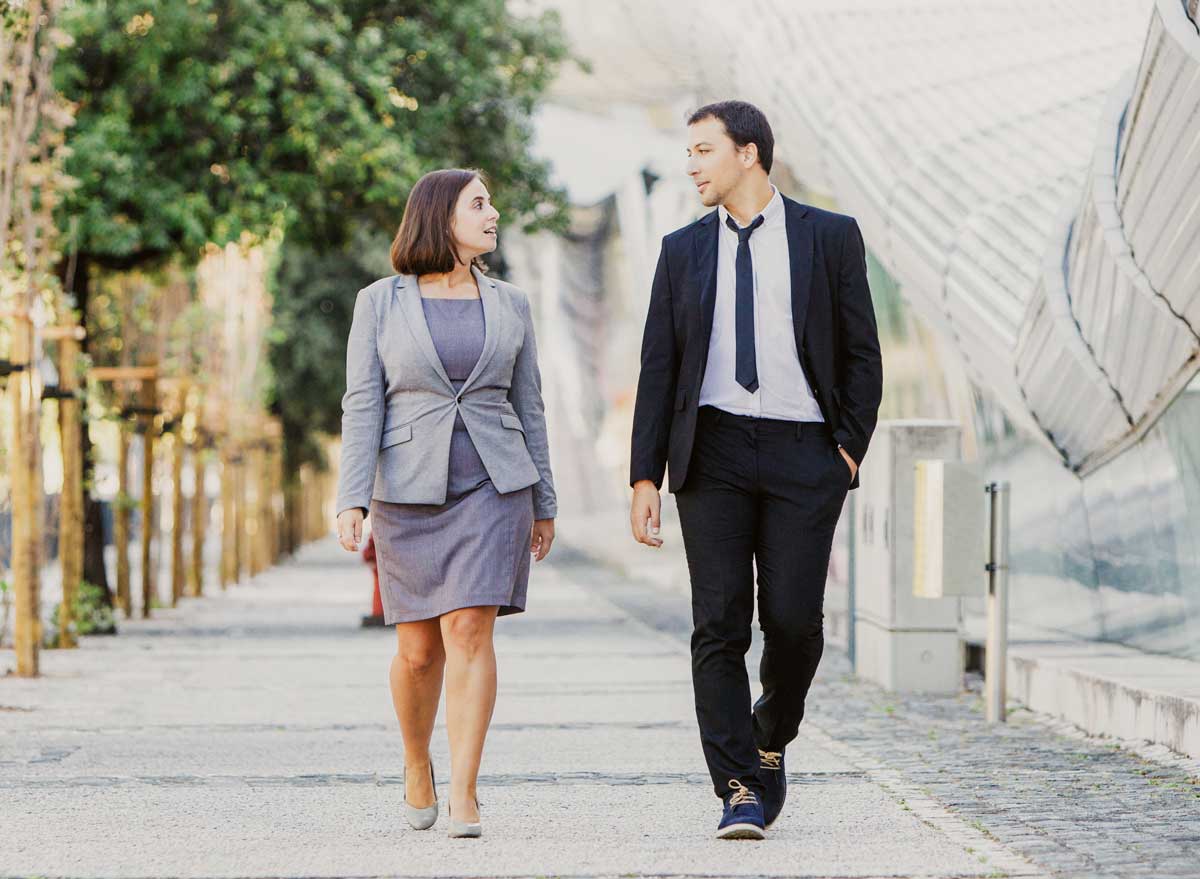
[847,490,857,672]
[985,481,1010,723]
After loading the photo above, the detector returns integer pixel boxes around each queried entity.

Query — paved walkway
[1,531,1196,878]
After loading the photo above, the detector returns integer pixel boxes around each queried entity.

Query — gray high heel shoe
[447,797,482,838]
[403,759,438,830]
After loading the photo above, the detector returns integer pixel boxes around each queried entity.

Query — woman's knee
[441,607,496,655]
[396,624,443,676]
[398,646,440,677]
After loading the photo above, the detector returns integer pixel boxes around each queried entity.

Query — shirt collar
[718,184,783,231]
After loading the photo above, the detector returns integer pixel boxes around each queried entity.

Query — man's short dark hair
[687,100,774,173]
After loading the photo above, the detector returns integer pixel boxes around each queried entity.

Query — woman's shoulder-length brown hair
[390,168,490,276]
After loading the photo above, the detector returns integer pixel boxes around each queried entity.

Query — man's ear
[742,142,760,168]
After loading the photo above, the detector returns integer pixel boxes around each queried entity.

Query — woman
[334,169,557,839]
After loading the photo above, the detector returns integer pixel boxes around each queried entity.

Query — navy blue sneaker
[715,779,766,840]
[758,748,786,828]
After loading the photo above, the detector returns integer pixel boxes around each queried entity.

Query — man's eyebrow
[688,142,713,150]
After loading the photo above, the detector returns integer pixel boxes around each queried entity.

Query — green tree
[54,0,568,592]
[267,0,570,486]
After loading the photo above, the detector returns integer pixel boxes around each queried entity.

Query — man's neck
[722,179,775,227]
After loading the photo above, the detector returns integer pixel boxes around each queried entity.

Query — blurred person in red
[361,532,385,627]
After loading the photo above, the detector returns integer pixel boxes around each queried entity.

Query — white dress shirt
[698,185,824,422]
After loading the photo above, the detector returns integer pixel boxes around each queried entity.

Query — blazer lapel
[694,209,720,351]
[396,274,455,392]
[784,197,814,350]
[459,266,500,394]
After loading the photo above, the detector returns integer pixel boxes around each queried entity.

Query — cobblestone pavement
[814,669,1200,879]
[556,546,1200,879]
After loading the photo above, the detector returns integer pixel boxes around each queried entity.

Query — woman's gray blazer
[335,266,557,521]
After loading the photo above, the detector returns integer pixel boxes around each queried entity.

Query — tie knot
[725,213,765,243]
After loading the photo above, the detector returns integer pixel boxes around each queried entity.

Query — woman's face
[450,176,500,262]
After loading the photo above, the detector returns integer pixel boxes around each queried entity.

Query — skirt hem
[383,599,526,625]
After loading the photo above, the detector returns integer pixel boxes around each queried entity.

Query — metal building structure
[521,0,1200,658]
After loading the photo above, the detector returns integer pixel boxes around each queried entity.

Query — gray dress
[370,296,534,624]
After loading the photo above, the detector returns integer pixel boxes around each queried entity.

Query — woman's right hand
[337,508,364,552]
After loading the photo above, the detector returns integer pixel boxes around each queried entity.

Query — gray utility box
[853,420,965,693]
[913,459,986,599]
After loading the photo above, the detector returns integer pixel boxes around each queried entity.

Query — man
[629,101,883,839]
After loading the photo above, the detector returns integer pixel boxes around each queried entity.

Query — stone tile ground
[554,545,1200,879]
[0,537,1195,878]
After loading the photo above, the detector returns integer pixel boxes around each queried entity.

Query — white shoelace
[727,778,758,806]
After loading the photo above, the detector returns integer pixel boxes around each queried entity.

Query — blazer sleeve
[629,237,677,489]
[508,293,557,520]
[830,218,883,466]
[335,286,386,519]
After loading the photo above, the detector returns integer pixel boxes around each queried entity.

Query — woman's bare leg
[440,605,499,823]
[391,618,445,807]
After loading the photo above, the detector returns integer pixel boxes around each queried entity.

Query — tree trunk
[64,252,115,609]
[57,329,83,647]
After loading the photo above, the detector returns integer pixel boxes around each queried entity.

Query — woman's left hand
[531,518,555,562]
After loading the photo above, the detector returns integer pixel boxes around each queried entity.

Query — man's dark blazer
[630,194,883,493]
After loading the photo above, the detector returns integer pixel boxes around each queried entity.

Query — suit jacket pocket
[500,413,525,434]
[380,423,412,449]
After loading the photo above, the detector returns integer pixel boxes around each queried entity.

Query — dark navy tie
[726,213,765,393]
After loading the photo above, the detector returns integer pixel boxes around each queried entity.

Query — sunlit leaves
[55,0,569,274]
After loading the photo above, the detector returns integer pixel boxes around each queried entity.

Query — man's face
[685,116,750,207]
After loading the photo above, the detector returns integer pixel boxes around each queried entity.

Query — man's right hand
[630,480,664,548]
[337,508,364,552]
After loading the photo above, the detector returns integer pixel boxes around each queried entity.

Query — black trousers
[675,405,851,799]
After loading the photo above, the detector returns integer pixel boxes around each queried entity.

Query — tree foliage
[260,0,571,472]
[52,0,570,581]
[55,0,568,269]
